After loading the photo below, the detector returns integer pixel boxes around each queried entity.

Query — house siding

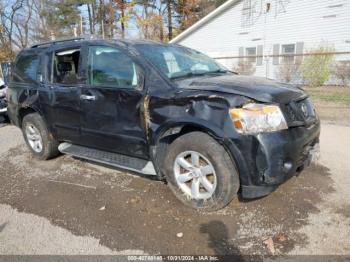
[172,0,350,81]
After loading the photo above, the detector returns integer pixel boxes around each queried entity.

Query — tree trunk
[158,7,164,42]
[87,4,93,34]
[167,0,173,40]
[120,0,125,39]
[92,2,96,34]
[99,0,105,38]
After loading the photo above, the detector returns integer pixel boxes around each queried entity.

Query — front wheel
[164,132,240,211]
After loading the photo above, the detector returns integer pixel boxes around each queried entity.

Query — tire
[22,113,59,160]
[163,131,240,211]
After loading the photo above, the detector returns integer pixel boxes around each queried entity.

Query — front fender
[148,92,241,145]
[151,118,226,146]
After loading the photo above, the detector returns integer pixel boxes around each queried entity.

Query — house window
[246,47,257,63]
[281,44,295,64]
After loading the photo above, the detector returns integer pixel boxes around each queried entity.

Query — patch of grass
[305,87,350,106]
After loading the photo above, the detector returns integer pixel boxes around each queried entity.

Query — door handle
[80,94,96,101]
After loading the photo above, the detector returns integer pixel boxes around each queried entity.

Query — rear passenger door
[10,50,42,121]
[45,45,85,143]
[79,44,148,158]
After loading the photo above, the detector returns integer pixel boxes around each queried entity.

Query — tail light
[5,87,9,101]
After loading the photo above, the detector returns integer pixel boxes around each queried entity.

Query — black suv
[7,38,320,211]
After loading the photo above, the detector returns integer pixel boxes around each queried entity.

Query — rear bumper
[0,107,7,114]
[0,98,7,115]
[226,120,320,199]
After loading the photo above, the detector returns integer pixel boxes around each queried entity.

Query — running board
[58,142,156,175]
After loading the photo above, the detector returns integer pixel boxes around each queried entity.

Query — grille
[284,104,301,123]
[296,98,316,118]
[282,98,317,127]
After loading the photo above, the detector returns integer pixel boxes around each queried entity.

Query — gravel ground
[289,123,350,255]
[0,124,145,255]
[0,122,349,256]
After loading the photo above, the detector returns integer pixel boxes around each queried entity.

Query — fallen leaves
[263,237,276,255]
[275,232,288,242]
[263,232,290,255]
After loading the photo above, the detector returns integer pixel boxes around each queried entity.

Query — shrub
[276,63,300,83]
[332,61,350,86]
[300,45,334,87]
[233,61,256,75]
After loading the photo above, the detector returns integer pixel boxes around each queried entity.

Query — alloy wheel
[174,151,217,200]
[25,124,43,153]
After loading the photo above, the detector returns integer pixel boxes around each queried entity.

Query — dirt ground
[0,113,349,257]
[306,86,350,126]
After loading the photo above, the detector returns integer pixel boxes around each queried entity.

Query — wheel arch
[150,121,236,180]
[18,107,39,127]
[18,106,54,137]
[152,120,225,145]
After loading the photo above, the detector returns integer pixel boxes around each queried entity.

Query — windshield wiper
[205,69,228,74]
[170,71,206,80]
[170,69,229,80]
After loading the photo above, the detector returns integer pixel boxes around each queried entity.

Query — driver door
[80,44,148,158]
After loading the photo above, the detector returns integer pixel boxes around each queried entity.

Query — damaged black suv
[8,38,320,211]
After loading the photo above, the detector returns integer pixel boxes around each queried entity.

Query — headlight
[229,103,288,134]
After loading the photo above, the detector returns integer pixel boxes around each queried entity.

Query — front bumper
[226,120,320,199]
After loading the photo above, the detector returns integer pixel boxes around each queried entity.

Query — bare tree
[233,61,256,76]
[0,0,231,64]
[117,0,126,38]
[11,0,37,48]
[0,0,25,56]
[84,0,97,35]
[276,63,300,83]
[332,61,350,86]
[165,0,173,40]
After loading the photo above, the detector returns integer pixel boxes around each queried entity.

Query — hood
[176,74,307,104]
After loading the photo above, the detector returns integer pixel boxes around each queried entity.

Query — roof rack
[31,37,86,48]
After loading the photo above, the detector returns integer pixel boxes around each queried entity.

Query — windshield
[135,44,227,79]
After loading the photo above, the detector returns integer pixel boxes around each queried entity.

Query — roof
[169,0,241,44]
[30,37,168,49]
[30,37,87,48]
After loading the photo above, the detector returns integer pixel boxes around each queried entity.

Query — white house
[170,0,350,82]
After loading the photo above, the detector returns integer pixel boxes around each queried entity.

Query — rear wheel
[22,113,59,160]
[164,132,240,211]
[2,114,9,123]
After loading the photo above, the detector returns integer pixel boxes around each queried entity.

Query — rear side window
[52,48,81,85]
[13,53,39,83]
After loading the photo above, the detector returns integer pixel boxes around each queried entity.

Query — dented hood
[176,74,307,104]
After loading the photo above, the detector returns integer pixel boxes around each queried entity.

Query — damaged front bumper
[226,120,321,199]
